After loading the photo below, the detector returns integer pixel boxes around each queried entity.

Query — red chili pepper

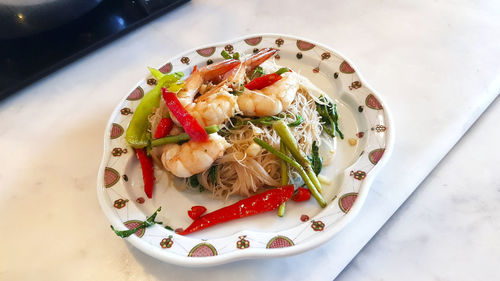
[154,117,173,139]
[162,88,208,142]
[188,206,207,220]
[179,185,294,235]
[292,187,311,202]
[135,148,155,198]
[244,73,282,90]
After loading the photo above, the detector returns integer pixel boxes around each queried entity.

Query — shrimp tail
[200,59,240,83]
[245,48,278,73]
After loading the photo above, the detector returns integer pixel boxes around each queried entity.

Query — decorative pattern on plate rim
[97,34,394,267]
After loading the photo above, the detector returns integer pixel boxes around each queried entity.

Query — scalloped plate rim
[96,33,395,267]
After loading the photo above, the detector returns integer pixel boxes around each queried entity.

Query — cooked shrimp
[177,59,240,106]
[170,49,277,127]
[161,134,230,178]
[169,61,241,127]
[184,82,238,127]
[223,48,278,88]
[237,71,300,116]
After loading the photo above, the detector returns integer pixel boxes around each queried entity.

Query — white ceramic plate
[97,34,394,267]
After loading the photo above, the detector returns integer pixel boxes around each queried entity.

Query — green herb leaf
[309,141,322,175]
[221,50,232,59]
[275,67,290,75]
[315,96,344,139]
[189,175,200,187]
[250,66,264,80]
[230,83,245,96]
[232,52,240,60]
[208,165,217,184]
[332,103,344,139]
[110,207,162,238]
[287,115,304,127]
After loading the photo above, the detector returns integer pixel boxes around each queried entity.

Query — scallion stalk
[278,140,289,217]
[151,125,220,146]
[253,138,326,207]
[272,121,323,193]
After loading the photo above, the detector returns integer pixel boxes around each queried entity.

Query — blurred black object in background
[0,0,103,39]
[0,0,189,101]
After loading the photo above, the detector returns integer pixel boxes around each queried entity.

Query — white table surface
[1,0,499,280]
[336,96,500,280]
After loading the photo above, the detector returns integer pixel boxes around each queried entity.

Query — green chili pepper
[148,67,184,80]
[125,72,184,148]
[148,67,164,79]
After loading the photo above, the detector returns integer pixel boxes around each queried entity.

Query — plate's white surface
[97,34,394,266]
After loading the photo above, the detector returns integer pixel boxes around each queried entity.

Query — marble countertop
[337,97,500,280]
[0,0,499,280]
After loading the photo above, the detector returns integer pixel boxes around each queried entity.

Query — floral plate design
[97,34,394,267]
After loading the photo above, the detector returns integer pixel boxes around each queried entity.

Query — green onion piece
[273,120,323,193]
[253,138,326,207]
[278,140,289,217]
[232,52,240,60]
[275,67,290,75]
[287,115,304,127]
[221,50,232,59]
[111,207,162,238]
[151,125,220,146]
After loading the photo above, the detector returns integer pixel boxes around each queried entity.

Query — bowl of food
[97,33,394,266]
